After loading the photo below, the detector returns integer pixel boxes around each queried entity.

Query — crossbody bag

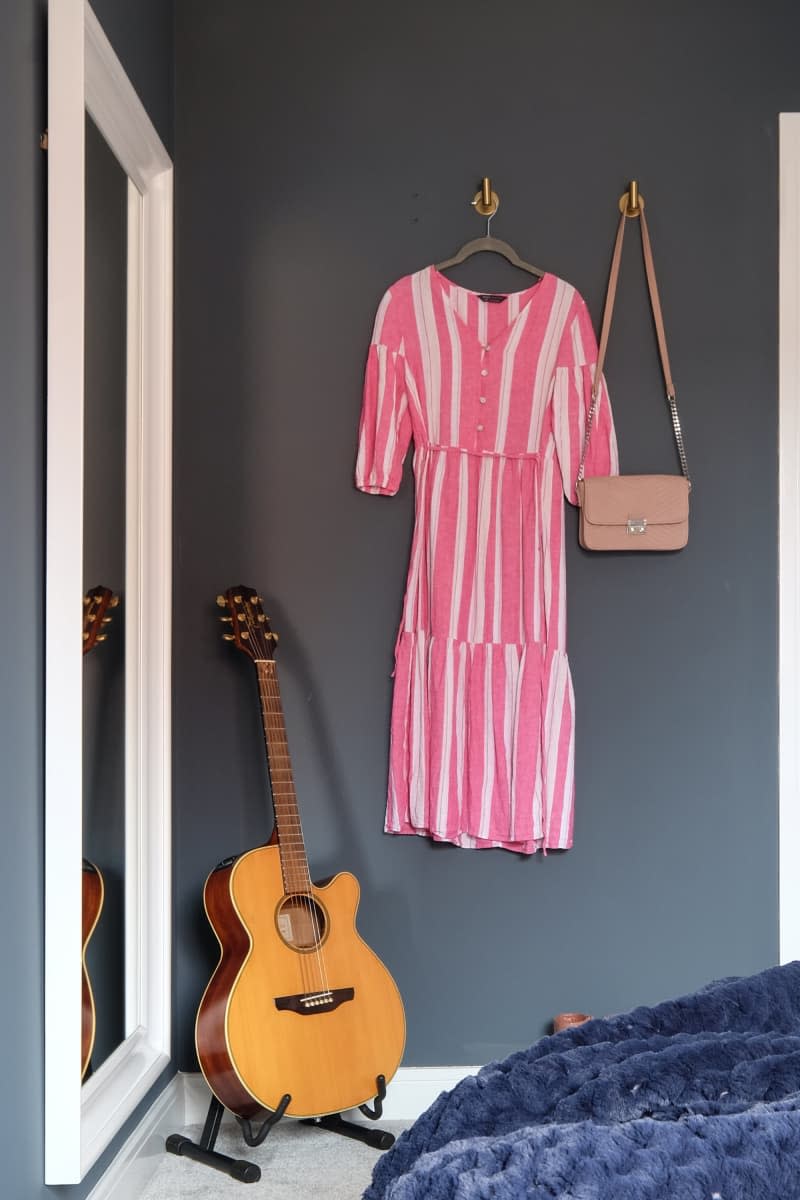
[576,197,690,551]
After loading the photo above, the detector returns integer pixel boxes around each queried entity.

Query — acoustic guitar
[81,859,104,1080]
[195,586,406,1120]
[81,584,118,1079]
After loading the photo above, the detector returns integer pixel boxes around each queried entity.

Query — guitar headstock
[83,585,119,655]
[216,586,278,662]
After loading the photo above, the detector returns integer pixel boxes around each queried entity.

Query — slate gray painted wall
[0,3,48,1186]
[173,0,796,1070]
[0,1,173,1194]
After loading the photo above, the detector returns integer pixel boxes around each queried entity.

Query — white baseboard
[87,1066,481,1200]
[180,1065,481,1124]
[86,1073,185,1200]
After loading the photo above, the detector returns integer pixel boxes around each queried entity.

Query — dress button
[481,369,488,376]
[477,424,484,432]
[479,396,487,404]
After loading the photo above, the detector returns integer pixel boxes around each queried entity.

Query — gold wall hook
[619,179,644,217]
[472,176,499,218]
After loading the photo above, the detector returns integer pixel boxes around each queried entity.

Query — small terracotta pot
[553,1012,592,1033]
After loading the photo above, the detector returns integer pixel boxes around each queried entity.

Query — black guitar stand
[165,1075,395,1184]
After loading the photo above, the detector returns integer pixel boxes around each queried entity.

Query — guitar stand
[300,1073,395,1150]
[165,1075,395,1184]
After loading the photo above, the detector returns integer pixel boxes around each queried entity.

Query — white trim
[138,163,173,1061]
[84,5,167,193]
[80,1030,169,1173]
[179,1067,481,1127]
[780,113,800,965]
[86,1074,181,1200]
[86,1069,482,1200]
[124,179,143,1035]
[345,1066,481,1123]
[45,0,173,1183]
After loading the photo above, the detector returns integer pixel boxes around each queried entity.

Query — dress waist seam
[395,629,567,654]
[416,442,541,462]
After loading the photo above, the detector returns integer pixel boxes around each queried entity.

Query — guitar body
[81,859,104,1079]
[196,844,405,1119]
[80,590,117,1080]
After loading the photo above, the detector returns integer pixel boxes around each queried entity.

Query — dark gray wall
[0,1,173,1194]
[0,1,47,1184]
[173,0,796,1069]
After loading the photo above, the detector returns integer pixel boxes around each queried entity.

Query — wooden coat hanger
[436,177,546,278]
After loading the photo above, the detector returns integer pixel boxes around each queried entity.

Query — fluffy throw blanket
[365,963,800,1199]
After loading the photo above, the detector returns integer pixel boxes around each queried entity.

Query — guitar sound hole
[275,895,327,951]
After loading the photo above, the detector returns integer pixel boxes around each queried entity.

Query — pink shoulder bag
[576,197,690,551]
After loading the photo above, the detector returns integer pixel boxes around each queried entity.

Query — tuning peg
[109,595,120,607]
[258,614,266,623]
[102,617,112,624]
[234,594,242,603]
[82,631,89,640]
[96,635,107,642]
[237,613,246,623]
[222,633,235,642]
[216,595,227,608]
[241,631,250,640]
[83,596,91,606]
[220,615,233,624]
[267,631,279,643]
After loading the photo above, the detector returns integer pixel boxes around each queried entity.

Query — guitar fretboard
[255,660,312,894]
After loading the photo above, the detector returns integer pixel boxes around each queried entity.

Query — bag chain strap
[577,202,690,488]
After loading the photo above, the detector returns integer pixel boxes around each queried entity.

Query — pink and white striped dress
[356,266,618,853]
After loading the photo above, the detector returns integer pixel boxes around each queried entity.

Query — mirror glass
[81,113,128,1081]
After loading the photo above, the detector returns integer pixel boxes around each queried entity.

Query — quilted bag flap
[580,475,689,527]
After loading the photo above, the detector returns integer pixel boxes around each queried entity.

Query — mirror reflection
[81,113,128,1080]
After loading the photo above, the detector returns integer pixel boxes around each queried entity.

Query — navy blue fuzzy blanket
[365,963,800,1199]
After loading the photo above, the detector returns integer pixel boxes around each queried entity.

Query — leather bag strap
[577,201,690,487]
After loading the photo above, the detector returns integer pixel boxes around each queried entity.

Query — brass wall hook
[472,176,499,218]
[619,179,644,217]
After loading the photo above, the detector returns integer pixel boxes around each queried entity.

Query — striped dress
[356,266,618,853]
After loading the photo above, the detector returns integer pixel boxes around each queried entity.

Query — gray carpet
[140,1118,411,1200]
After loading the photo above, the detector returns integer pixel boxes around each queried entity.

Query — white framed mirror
[45,0,172,1183]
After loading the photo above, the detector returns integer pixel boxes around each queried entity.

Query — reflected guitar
[81,585,118,1079]
[195,586,406,1120]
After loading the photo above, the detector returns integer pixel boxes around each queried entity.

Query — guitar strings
[251,609,330,1001]
[260,665,330,998]
[250,608,331,998]
[258,664,318,997]
[247,603,330,999]
[262,659,330,998]
[253,656,312,997]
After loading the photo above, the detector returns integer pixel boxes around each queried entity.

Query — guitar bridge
[274,987,354,1015]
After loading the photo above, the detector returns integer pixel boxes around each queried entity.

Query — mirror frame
[45,0,172,1183]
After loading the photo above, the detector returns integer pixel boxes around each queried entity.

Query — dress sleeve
[552,295,619,505]
[355,289,412,496]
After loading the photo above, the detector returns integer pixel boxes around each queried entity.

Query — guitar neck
[255,659,312,894]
